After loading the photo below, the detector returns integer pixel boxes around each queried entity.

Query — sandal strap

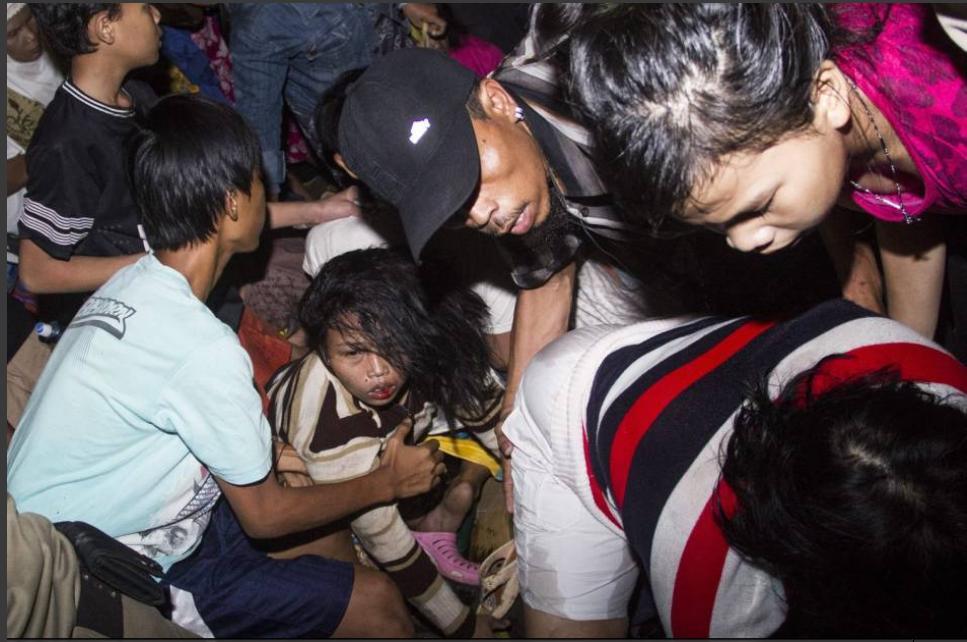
[477,540,519,618]
[413,531,481,584]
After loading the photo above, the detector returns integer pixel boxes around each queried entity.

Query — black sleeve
[20,141,100,260]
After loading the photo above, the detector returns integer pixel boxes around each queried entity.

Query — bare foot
[409,479,476,533]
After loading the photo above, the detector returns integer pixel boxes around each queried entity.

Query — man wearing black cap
[331,41,689,508]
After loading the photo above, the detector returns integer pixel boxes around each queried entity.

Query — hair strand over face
[299,248,500,426]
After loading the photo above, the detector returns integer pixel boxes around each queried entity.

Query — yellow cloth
[424,434,502,479]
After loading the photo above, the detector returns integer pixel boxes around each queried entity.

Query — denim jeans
[227,3,375,191]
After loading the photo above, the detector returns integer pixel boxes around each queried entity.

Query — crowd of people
[6,2,967,639]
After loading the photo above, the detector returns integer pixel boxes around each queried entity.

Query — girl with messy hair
[267,247,503,638]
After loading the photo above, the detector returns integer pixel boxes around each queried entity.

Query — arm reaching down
[498,260,577,512]
[819,207,885,315]
[267,186,360,229]
[876,216,946,340]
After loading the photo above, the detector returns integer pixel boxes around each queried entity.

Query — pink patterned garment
[190,15,235,104]
[834,3,967,221]
[449,34,505,78]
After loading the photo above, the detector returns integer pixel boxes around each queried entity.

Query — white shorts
[505,325,641,621]
[512,453,640,620]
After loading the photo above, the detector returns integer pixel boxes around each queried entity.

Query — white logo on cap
[409,118,431,144]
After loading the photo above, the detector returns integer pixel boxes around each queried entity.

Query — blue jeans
[228,3,376,191]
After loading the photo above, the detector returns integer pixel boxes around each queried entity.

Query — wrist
[498,403,514,422]
[309,200,332,226]
[370,464,396,504]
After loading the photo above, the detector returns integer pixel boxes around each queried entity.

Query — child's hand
[379,418,446,499]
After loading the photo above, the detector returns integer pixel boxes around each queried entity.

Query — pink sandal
[412,531,481,585]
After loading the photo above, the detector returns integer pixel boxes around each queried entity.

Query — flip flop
[477,539,519,620]
[412,531,481,585]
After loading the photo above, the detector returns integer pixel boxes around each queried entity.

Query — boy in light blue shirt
[8,95,446,638]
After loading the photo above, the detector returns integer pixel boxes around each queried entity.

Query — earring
[514,106,525,123]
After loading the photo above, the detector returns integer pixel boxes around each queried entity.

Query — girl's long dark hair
[299,248,498,425]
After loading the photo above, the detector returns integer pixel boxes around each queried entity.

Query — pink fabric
[285,116,312,164]
[189,14,235,104]
[834,3,967,221]
[449,34,504,78]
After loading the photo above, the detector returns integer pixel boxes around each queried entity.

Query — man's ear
[811,60,852,132]
[333,153,359,180]
[89,9,117,47]
[478,78,519,123]
[224,191,239,222]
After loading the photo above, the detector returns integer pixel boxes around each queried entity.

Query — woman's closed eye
[721,194,775,231]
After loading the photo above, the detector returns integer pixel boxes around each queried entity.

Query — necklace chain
[845,76,916,224]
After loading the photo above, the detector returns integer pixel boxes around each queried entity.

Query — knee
[352,569,414,638]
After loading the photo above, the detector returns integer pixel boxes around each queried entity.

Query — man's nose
[466,199,497,230]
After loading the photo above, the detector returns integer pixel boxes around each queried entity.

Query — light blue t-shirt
[7,255,272,571]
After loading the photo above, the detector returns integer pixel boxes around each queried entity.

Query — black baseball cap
[337,48,480,260]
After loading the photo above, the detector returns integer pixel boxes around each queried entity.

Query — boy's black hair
[718,362,967,636]
[30,3,122,59]
[126,94,262,252]
[299,248,499,426]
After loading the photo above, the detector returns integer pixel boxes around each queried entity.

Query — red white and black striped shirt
[582,300,967,636]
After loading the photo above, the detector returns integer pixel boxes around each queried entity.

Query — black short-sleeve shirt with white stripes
[20,80,144,262]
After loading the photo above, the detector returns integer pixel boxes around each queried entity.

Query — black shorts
[164,498,354,638]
